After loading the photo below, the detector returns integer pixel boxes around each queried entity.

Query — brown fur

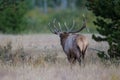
[77,35,88,60]
[59,33,88,64]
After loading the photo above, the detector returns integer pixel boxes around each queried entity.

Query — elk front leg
[67,55,76,69]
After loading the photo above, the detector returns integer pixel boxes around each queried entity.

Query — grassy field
[0,34,120,80]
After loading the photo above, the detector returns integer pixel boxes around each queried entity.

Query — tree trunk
[43,0,48,13]
[61,0,67,10]
[31,0,36,8]
[70,0,76,10]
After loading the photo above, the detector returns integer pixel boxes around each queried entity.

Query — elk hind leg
[75,46,82,65]
[82,45,88,60]
[76,56,82,66]
[76,51,82,65]
[81,46,88,66]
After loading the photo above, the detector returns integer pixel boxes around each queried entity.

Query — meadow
[0,34,120,80]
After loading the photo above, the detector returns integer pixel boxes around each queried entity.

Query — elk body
[48,18,88,64]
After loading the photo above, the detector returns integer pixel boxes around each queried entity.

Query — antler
[48,16,87,34]
[68,17,86,33]
[48,19,63,34]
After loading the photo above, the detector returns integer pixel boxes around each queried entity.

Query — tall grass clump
[0,41,31,65]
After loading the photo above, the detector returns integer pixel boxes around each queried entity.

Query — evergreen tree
[87,0,120,60]
[0,0,28,34]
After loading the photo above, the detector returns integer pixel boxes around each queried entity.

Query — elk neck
[59,33,69,49]
[60,33,79,49]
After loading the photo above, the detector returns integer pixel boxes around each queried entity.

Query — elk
[48,18,88,65]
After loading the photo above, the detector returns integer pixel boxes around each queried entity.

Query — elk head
[48,18,88,65]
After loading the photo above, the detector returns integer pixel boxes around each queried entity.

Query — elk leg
[81,52,85,66]
[81,46,88,65]
[67,55,73,64]
[76,52,81,65]
[77,57,81,65]
[75,47,82,65]
[82,52,85,60]
[67,56,72,69]
[82,46,88,60]
[72,57,76,64]
[67,55,76,69]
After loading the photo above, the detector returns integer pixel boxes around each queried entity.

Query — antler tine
[82,15,90,33]
[86,27,90,32]
[69,20,75,32]
[68,17,86,33]
[53,19,64,33]
[48,23,56,33]
[53,19,59,32]
[48,20,59,34]
[64,22,69,32]
[48,18,64,34]
[58,22,62,32]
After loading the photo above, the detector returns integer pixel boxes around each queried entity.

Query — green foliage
[76,0,86,8]
[0,0,96,34]
[97,52,109,60]
[0,0,28,34]
[24,8,96,33]
[87,0,120,60]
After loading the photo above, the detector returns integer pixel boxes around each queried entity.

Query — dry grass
[0,62,120,80]
[0,34,119,80]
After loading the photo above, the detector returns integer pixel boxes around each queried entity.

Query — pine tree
[87,0,120,60]
[0,0,28,34]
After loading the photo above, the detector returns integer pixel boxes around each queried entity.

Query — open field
[0,34,120,80]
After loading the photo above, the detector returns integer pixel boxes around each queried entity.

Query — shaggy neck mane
[60,34,69,49]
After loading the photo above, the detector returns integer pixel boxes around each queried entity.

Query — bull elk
[48,18,88,65]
